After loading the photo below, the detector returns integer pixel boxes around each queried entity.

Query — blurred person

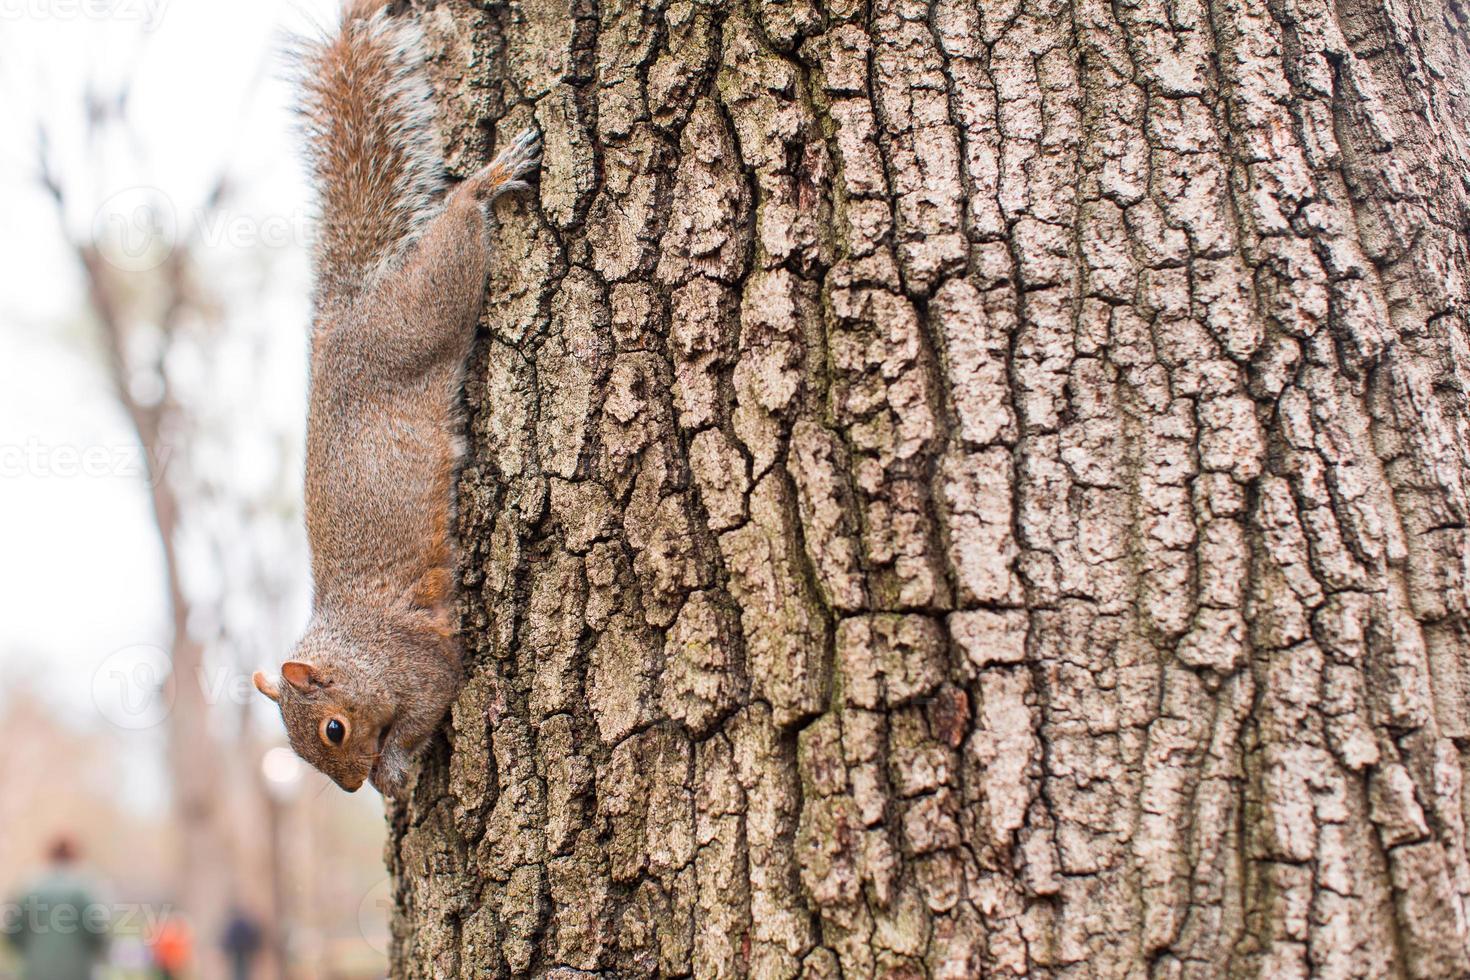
[220,907,263,980]
[1,835,108,980]
[146,915,191,980]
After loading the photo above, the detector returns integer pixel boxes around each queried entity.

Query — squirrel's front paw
[370,746,411,798]
[468,128,541,202]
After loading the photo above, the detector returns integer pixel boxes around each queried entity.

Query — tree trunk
[387,0,1470,975]
[72,243,238,980]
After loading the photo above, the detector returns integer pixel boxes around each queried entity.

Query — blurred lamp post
[261,748,302,800]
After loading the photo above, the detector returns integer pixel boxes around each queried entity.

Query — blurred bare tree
[33,82,290,980]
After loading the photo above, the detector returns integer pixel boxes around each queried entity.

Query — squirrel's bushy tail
[296,0,448,310]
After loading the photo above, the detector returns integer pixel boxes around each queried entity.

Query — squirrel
[252,0,539,797]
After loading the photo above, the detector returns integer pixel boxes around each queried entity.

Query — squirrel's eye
[324,718,347,745]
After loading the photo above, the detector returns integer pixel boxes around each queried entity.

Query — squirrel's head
[253,643,395,793]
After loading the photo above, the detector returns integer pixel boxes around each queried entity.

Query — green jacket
[3,869,107,980]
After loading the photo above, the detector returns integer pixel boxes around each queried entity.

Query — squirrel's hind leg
[350,129,540,375]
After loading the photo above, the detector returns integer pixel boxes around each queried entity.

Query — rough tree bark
[386,0,1470,975]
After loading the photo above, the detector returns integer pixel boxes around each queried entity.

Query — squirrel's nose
[339,775,364,792]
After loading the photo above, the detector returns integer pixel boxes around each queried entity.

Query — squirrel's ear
[281,661,318,692]
[253,671,281,703]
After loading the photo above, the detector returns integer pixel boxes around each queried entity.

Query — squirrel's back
[264,0,540,798]
[296,0,448,311]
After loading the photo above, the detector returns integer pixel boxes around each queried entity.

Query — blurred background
[0,1,392,976]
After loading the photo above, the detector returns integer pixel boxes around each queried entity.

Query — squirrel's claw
[468,128,541,202]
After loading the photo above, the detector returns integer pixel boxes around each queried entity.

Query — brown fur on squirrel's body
[253,0,539,797]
